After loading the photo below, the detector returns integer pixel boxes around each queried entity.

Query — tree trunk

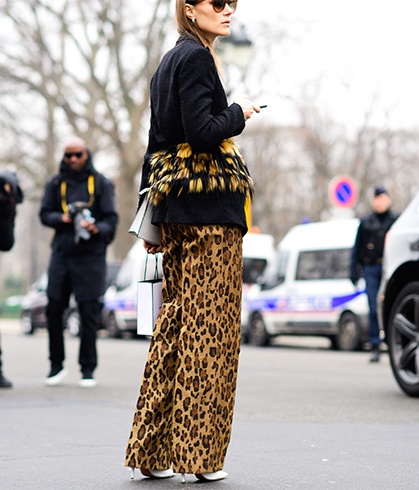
[112,174,139,260]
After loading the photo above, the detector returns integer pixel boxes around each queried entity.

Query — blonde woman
[125,0,260,482]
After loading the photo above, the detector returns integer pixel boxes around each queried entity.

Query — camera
[67,201,95,244]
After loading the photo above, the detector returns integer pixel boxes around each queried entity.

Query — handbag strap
[144,252,160,281]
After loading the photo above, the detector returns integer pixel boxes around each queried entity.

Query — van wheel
[106,311,122,339]
[249,313,270,347]
[332,312,361,351]
[387,282,419,397]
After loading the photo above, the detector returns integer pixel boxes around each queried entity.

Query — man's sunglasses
[64,151,84,159]
[192,0,238,13]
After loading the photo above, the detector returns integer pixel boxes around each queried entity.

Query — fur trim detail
[148,138,254,205]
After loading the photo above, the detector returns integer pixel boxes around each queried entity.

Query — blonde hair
[176,0,221,72]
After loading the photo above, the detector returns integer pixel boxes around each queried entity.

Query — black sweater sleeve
[178,47,245,150]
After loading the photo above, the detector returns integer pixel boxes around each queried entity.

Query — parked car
[20,273,76,336]
[20,262,120,336]
[244,219,370,350]
[378,192,419,396]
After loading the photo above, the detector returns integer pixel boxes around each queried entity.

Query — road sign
[328,176,358,208]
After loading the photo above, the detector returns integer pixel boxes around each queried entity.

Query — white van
[244,219,369,350]
[241,232,275,330]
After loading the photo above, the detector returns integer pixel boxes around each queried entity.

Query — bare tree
[290,83,348,221]
[354,127,419,214]
[239,124,312,240]
[0,0,174,261]
[239,85,419,244]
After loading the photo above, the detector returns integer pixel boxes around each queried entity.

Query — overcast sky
[234,0,419,129]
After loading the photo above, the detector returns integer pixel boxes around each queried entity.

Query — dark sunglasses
[212,0,237,13]
[193,0,238,13]
[64,151,84,159]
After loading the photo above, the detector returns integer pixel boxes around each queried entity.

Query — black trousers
[46,298,100,373]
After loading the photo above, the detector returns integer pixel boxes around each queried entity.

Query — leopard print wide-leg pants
[125,224,243,474]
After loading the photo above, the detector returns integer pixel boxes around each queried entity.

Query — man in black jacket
[40,138,118,387]
[350,186,398,362]
[0,170,24,388]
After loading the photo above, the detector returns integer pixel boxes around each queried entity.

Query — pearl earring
[191,18,196,23]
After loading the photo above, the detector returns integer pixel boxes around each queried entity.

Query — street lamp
[218,22,254,228]
[218,21,253,95]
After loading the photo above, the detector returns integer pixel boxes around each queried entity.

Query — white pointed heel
[195,470,228,481]
[130,468,135,479]
[181,472,186,483]
[140,468,175,479]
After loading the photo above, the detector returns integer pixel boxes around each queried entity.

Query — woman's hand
[143,241,163,254]
[234,95,261,121]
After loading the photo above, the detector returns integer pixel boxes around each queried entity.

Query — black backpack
[0,170,23,251]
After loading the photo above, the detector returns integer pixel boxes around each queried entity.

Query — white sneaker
[44,367,68,386]
[79,377,97,388]
[79,369,97,388]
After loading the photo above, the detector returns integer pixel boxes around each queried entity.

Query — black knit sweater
[139,35,249,233]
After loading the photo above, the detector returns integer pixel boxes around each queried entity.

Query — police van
[244,219,369,350]
[241,232,276,332]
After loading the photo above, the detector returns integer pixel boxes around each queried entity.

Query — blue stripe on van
[331,290,365,308]
[248,289,366,312]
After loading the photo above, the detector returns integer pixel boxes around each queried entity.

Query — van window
[262,250,289,289]
[243,258,268,284]
[115,256,136,291]
[296,248,351,280]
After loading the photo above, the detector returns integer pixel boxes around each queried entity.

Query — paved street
[1,319,419,489]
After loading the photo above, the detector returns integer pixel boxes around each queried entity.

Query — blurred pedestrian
[125,0,260,483]
[0,169,24,388]
[40,137,118,387]
[350,185,398,362]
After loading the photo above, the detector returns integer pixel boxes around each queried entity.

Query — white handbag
[128,188,161,246]
[136,254,162,336]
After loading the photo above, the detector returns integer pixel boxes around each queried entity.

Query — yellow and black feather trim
[148,138,254,205]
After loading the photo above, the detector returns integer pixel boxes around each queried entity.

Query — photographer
[40,138,118,387]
